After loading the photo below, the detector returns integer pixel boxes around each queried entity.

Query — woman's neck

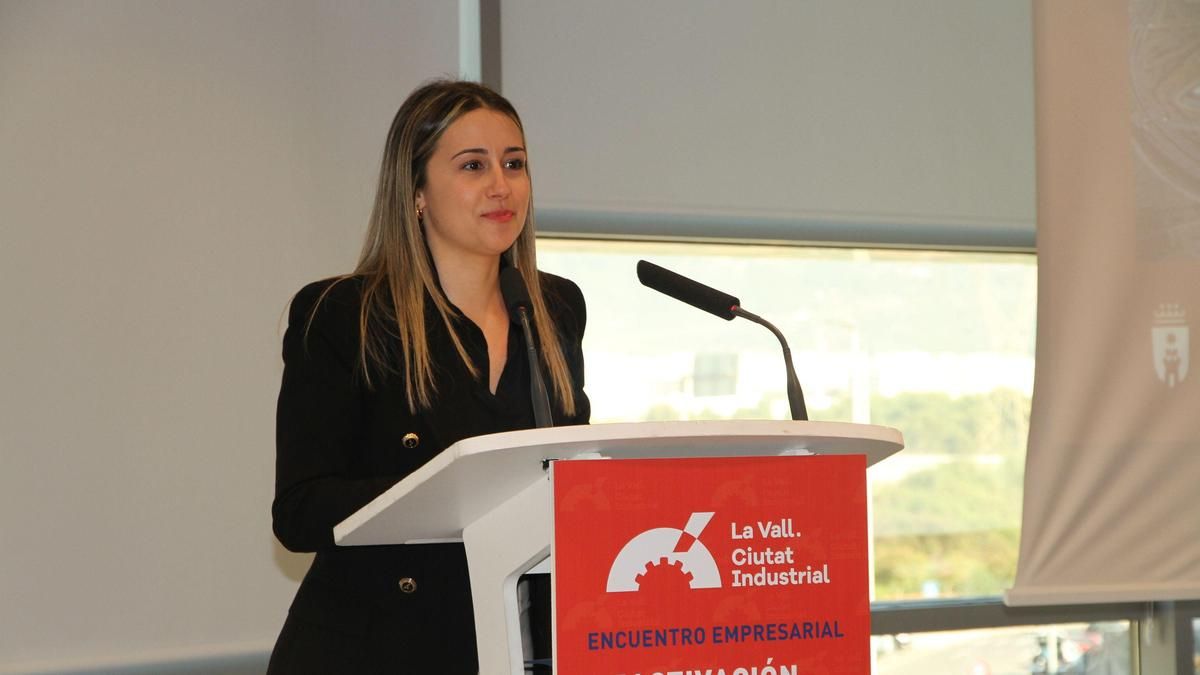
[434,253,504,324]
[432,252,511,392]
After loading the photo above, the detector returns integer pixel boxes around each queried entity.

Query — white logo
[606,512,722,592]
[1152,303,1189,387]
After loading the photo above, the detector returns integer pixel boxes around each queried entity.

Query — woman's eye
[505,158,526,171]
[462,160,484,171]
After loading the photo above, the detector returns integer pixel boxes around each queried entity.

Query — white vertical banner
[1007,0,1200,606]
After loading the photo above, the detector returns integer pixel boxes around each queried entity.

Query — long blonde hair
[343,79,577,415]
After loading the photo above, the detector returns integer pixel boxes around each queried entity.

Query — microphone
[636,260,809,421]
[635,259,739,320]
[499,266,554,428]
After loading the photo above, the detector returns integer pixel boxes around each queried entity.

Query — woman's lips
[482,209,515,223]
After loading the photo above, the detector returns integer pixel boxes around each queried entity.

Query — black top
[269,272,589,674]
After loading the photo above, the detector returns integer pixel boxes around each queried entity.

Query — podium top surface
[334,420,903,547]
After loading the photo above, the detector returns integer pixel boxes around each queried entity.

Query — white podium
[334,420,903,674]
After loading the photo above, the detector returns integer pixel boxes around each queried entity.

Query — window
[1192,616,1200,674]
[873,621,1131,674]
[692,352,739,398]
[537,238,1036,600]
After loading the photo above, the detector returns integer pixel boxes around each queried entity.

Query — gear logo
[605,512,722,592]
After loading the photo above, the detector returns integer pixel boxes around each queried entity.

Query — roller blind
[500,0,1036,249]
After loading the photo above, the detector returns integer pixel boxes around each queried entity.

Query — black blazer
[269,273,589,674]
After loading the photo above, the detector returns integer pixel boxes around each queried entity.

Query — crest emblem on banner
[1152,303,1188,387]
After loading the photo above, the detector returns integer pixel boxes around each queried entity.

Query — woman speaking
[268,80,590,673]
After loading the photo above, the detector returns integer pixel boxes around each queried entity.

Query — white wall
[0,1,461,670]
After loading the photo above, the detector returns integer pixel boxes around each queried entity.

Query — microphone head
[637,260,739,321]
[499,266,532,323]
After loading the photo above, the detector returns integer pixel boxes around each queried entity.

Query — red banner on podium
[553,455,869,675]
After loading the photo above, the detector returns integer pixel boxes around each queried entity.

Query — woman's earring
[416,206,424,222]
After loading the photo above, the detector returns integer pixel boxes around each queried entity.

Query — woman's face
[416,108,530,266]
